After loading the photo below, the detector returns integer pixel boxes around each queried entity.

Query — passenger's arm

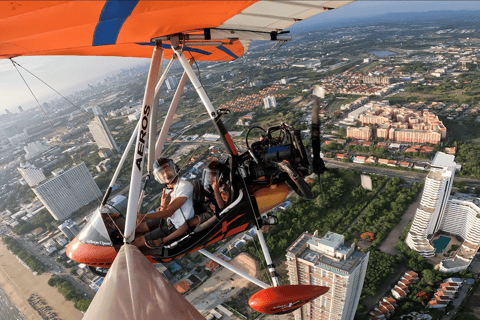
[138,197,187,223]
[212,179,225,209]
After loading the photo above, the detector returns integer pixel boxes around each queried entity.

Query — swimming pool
[432,236,451,253]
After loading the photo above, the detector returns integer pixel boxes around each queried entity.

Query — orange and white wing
[1,1,354,61]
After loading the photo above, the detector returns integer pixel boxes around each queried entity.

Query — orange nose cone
[66,237,117,267]
[248,285,329,314]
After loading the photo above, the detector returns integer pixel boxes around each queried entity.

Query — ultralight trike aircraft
[1,1,357,317]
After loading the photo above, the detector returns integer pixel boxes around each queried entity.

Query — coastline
[0,241,83,320]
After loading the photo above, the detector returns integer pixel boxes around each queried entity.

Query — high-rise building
[24,141,48,160]
[58,219,81,240]
[405,152,457,257]
[87,115,120,153]
[33,163,102,220]
[286,231,369,320]
[17,163,46,187]
[263,96,277,109]
[8,132,29,145]
[406,152,480,272]
[3,125,20,138]
[165,76,178,91]
[18,106,24,113]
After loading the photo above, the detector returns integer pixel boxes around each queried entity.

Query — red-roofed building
[380,303,394,312]
[205,260,220,273]
[440,282,459,288]
[391,288,407,299]
[383,297,397,306]
[445,147,456,155]
[400,161,413,168]
[372,311,385,319]
[399,279,411,287]
[396,283,409,292]
[174,281,190,294]
[366,156,377,164]
[377,305,389,316]
[387,160,398,167]
[353,156,366,164]
[324,140,334,146]
[420,146,434,153]
[362,141,373,147]
[405,147,418,153]
[405,271,418,278]
[377,142,389,149]
[336,153,350,160]
[378,159,389,165]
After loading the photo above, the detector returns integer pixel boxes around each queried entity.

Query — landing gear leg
[255,226,280,287]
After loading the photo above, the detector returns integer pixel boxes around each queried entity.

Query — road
[8,234,95,300]
[324,159,480,186]
[378,187,423,256]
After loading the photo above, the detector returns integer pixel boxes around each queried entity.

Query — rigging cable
[11,60,94,121]
[10,59,103,207]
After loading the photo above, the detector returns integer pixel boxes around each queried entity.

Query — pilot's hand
[212,178,219,191]
[160,189,171,207]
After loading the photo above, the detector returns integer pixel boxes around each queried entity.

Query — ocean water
[0,286,26,320]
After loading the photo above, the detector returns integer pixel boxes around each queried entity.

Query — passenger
[133,158,194,250]
[188,160,231,227]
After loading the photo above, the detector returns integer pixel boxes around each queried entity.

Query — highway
[323,159,480,186]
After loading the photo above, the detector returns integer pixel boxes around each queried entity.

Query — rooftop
[288,232,366,276]
[431,152,456,169]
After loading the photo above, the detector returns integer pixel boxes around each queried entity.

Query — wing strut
[171,39,238,157]
[155,59,194,159]
[146,55,174,172]
[124,43,163,243]
[101,121,140,206]
[198,249,270,289]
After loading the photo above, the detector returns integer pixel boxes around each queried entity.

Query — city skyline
[1,1,480,114]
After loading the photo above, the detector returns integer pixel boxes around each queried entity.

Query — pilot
[133,158,194,250]
[188,160,231,227]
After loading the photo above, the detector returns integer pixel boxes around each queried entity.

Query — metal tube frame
[124,43,163,243]
[198,249,270,289]
[255,226,280,287]
[147,57,174,172]
[155,59,193,159]
[172,45,238,157]
[100,121,140,206]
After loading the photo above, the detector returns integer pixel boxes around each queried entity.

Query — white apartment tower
[17,163,46,187]
[406,152,457,257]
[87,115,120,153]
[33,163,102,221]
[24,141,48,160]
[286,231,369,320]
[165,76,178,91]
[406,152,480,272]
[263,96,277,109]
[58,220,81,240]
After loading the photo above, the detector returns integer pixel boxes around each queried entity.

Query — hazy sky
[1,1,480,114]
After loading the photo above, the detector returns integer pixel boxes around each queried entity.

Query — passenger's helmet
[202,160,229,190]
[153,158,179,184]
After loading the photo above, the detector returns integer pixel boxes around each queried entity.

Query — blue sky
[1,1,479,114]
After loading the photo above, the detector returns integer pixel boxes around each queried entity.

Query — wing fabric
[1,1,354,61]
[83,244,205,320]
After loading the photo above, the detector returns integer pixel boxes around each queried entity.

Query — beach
[0,241,83,320]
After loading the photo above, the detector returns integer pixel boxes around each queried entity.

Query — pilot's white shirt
[166,178,194,229]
